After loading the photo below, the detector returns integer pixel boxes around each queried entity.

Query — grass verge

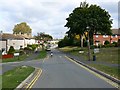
[60,46,119,64]
[0,75,2,90]
[2,66,35,89]
[2,54,29,63]
[35,50,47,59]
[89,64,120,80]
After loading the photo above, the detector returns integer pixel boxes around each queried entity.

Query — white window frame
[103,35,108,38]
[96,35,98,38]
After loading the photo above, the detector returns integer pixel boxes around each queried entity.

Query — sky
[0,0,119,39]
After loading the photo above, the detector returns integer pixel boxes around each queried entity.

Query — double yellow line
[25,69,42,90]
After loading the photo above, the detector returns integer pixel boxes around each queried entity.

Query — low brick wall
[2,54,13,59]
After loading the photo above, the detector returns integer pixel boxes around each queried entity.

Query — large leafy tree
[65,1,112,46]
[13,22,32,34]
[34,32,53,42]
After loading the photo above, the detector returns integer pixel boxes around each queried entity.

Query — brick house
[93,29,120,46]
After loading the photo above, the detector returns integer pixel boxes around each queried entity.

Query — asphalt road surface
[2,49,117,89]
[32,49,116,88]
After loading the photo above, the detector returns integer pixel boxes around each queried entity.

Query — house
[0,33,25,54]
[0,33,37,54]
[93,29,120,46]
[14,32,36,45]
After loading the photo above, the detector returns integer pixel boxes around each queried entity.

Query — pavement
[1,49,119,89]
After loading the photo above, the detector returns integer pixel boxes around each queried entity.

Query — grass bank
[35,50,47,59]
[2,66,35,89]
[0,75,2,90]
[89,64,120,79]
[59,46,119,64]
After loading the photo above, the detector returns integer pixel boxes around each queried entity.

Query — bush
[73,39,80,46]
[8,46,15,54]
[104,40,110,45]
[83,41,87,47]
[27,44,38,51]
[112,42,118,47]
[90,45,98,49]
[24,47,32,51]
[19,50,25,55]
[58,36,73,48]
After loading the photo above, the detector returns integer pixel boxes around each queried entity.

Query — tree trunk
[80,34,83,48]
[89,32,94,45]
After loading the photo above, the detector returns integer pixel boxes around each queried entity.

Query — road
[2,49,117,88]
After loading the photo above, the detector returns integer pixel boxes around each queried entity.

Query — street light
[86,26,91,61]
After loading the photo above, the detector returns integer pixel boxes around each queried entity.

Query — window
[103,35,108,38]
[103,35,105,37]
[96,35,98,38]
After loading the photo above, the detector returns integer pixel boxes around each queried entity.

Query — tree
[8,46,15,54]
[34,32,53,42]
[13,22,32,34]
[65,1,112,46]
[58,36,73,47]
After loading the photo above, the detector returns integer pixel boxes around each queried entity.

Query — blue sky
[0,0,119,39]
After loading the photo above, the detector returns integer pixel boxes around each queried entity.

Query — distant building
[0,33,25,54]
[0,33,36,54]
[93,29,120,45]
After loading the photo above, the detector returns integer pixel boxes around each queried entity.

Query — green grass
[2,54,29,63]
[60,47,119,64]
[2,66,35,89]
[94,47,119,64]
[0,75,2,90]
[35,50,47,59]
[59,46,81,52]
[89,64,120,80]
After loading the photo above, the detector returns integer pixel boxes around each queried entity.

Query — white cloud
[0,0,119,38]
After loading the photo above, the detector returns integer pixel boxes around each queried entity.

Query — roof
[0,33,24,40]
[112,29,120,35]
[94,29,120,35]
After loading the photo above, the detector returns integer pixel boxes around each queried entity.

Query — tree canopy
[34,32,53,42]
[13,22,32,34]
[65,1,112,45]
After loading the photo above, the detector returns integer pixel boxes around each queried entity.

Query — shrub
[24,47,32,51]
[58,36,73,48]
[104,40,110,45]
[73,39,80,46]
[19,50,25,55]
[27,44,38,51]
[83,41,87,47]
[8,46,15,54]
[112,42,118,47]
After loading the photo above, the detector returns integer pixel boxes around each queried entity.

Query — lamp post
[86,26,91,61]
